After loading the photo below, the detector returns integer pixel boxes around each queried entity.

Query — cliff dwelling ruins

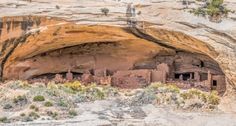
[0,16,226,94]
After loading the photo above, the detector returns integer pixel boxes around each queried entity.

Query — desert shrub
[211,0,223,7]
[68,109,77,117]
[165,85,180,93]
[129,89,157,106]
[33,95,45,102]
[103,86,119,97]
[45,89,60,97]
[28,112,40,119]
[64,81,82,91]
[75,94,88,103]
[47,111,58,119]
[148,82,164,89]
[3,104,13,110]
[34,107,39,112]
[44,101,53,107]
[179,88,220,109]
[0,117,9,123]
[57,99,68,107]
[180,88,208,102]
[207,91,220,105]
[182,98,205,109]
[55,5,60,9]
[190,0,231,22]
[64,82,113,101]
[72,83,106,101]
[13,95,28,105]
[30,105,36,109]
[148,83,180,93]
[59,86,76,94]
[6,81,30,89]
[20,113,26,117]
[190,8,207,16]
[22,116,33,122]
[30,105,39,112]
[83,85,105,100]
[101,8,109,16]
[47,82,59,89]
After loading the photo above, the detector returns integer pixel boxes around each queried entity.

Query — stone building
[27,48,226,93]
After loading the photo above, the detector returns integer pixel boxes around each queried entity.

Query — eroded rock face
[0,17,226,93]
[0,0,235,93]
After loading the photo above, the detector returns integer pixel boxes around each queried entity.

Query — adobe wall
[212,75,226,93]
[111,70,151,88]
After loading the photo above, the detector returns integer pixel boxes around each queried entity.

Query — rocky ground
[0,81,236,126]
[1,0,236,88]
[0,0,236,125]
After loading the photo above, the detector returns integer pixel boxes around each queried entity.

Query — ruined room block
[54,74,65,83]
[81,73,94,84]
[212,75,226,93]
[179,74,183,81]
[151,70,167,83]
[194,72,200,81]
[111,70,151,88]
[156,63,170,75]
[94,69,107,77]
[94,76,111,85]
[66,71,73,81]
[133,60,156,69]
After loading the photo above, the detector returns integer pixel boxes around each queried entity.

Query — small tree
[211,0,223,7]
[190,0,231,22]
[101,8,109,16]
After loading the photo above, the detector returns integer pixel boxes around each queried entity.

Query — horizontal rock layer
[0,0,235,92]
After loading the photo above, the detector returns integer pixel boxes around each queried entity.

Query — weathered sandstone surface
[0,0,235,94]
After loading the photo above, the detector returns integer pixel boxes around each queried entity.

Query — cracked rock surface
[0,0,236,114]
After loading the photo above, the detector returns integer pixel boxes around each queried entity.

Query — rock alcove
[0,16,227,93]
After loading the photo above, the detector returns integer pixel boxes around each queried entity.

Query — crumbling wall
[111,70,151,88]
[0,16,227,92]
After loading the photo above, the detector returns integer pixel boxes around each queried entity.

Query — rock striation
[0,0,235,94]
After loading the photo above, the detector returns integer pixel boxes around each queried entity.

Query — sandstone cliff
[0,0,235,95]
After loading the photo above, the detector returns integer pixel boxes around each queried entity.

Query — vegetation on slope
[189,0,234,22]
[0,80,220,124]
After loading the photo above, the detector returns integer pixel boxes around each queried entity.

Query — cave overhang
[0,16,229,93]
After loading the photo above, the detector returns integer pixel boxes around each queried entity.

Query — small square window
[213,80,217,86]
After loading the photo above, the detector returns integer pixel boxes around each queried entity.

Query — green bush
[57,100,68,107]
[44,101,53,107]
[180,88,207,101]
[34,107,39,112]
[20,113,26,117]
[47,111,58,119]
[30,105,39,111]
[30,105,36,109]
[13,95,27,105]
[101,8,109,16]
[68,110,77,117]
[30,105,39,112]
[0,117,8,123]
[103,86,119,97]
[29,112,40,119]
[207,91,220,105]
[165,85,180,93]
[33,95,45,102]
[148,82,164,89]
[22,116,33,122]
[180,88,220,109]
[190,0,231,22]
[0,117,7,123]
[3,104,13,110]
[211,0,223,7]
[64,81,82,91]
